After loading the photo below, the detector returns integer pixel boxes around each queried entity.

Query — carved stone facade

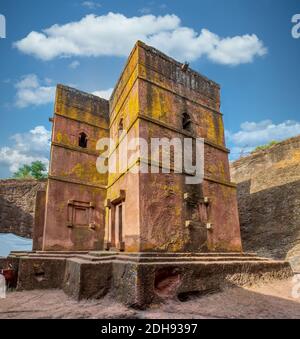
[6,42,293,307]
[36,41,242,253]
[40,85,109,251]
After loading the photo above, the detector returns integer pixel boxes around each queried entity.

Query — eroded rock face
[231,136,300,271]
[0,179,47,238]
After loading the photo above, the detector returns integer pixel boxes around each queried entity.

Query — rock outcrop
[231,136,300,271]
[0,179,47,238]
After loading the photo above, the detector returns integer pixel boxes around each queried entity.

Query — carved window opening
[184,193,211,227]
[67,200,97,230]
[118,118,124,137]
[182,113,192,132]
[79,132,88,148]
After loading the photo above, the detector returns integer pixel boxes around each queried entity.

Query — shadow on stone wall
[0,196,34,238]
[0,179,47,239]
[237,179,300,271]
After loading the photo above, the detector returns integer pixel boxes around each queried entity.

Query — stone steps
[10,251,271,264]
[10,250,293,307]
[89,251,259,258]
[11,250,259,257]
[74,255,272,264]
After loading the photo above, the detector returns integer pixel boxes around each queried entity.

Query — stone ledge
[10,251,293,308]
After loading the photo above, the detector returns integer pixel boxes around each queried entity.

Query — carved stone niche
[67,200,98,230]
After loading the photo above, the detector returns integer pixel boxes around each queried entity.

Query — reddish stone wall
[137,42,241,252]
[0,179,47,238]
[33,190,46,251]
[106,45,140,252]
[104,41,242,253]
[44,180,106,251]
[42,85,109,251]
[40,41,242,254]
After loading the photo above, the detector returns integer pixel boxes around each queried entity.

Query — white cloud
[92,88,113,100]
[227,119,300,158]
[82,1,101,9]
[69,60,80,69]
[200,30,267,65]
[0,126,51,174]
[15,74,55,108]
[14,13,267,65]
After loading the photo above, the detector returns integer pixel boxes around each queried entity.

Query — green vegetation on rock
[252,141,279,153]
[13,161,48,180]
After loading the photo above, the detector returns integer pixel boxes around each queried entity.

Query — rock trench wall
[231,136,300,271]
[0,179,47,238]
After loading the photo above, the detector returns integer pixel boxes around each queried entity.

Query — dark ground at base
[0,278,300,319]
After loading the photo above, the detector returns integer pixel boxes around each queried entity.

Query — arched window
[78,132,88,148]
[182,113,192,132]
[118,118,124,136]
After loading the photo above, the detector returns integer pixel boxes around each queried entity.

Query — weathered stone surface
[0,179,47,238]
[63,259,112,300]
[16,257,66,290]
[8,251,293,308]
[111,257,292,308]
[33,190,46,251]
[28,41,242,254]
[231,136,300,271]
[43,180,106,251]
[106,41,242,253]
[1,42,296,310]
[42,85,109,252]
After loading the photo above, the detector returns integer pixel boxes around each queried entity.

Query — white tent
[0,233,32,257]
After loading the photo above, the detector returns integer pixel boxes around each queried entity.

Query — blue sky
[0,0,299,178]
